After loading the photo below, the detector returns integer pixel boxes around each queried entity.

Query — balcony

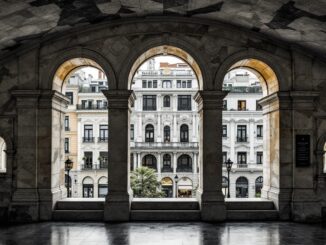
[77,104,108,110]
[83,137,94,143]
[99,162,108,169]
[81,164,93,170]
[176,167,193,173]
[236,137,248,142]
[237,164,248,168]
[131,142,199,149]
[98,137,108,143]
[161,166,173,173]
[81,163,108,170]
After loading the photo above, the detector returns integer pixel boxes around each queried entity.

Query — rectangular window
[177,80,181,88]
[256,100,263,111]
[142,80,147,88]
[178,95,192,111]
[64,138,69,153]
[64,116,69,131]
[257,125,263,137]
[237,125,247,142]
[65,92,73,104]
[148,80,152,88]
[182,81,187,88]
[237,152,247,165]
[91,86,96,92]
[96,100,102,109]
[222,152,227,164]
[83,125,93,142]
[153,80,157,88]
[130,124,134,141]
[187,80,192,88]
[238,100,246,111]
[84,151,93,167]
[143,95,157,111]
[222,125,227,137]
[81,100,87,109]
[99,125,108,142]
[99,151,108,169]
[223,100,227,110]
[257,152,263,164]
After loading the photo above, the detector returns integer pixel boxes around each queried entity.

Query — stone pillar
[173,152,177,174]
[195,91,227,221]
[133,153,137,170]
[157,153,161,174]
[102,90,135,221]
[137,153,141,168]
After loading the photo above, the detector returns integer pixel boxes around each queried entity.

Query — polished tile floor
[0,222,326,245]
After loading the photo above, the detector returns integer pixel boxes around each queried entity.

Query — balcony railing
[99,162,108,169]
[161,166,173,173]
[131,142,199,149]
[237,163,248,168]
[77,104,108,110]
[81,164,93,170]
[176,167,193,173]
[81,163,108,170]
[236,136,248,142]
[83,137,94,143]
[98,137,108,143]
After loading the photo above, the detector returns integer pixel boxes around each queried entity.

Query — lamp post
[174,174,179,198]
[65,158,73,198]
[225,158,233,198]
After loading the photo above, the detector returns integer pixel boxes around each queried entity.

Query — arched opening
[236,177,249,198]
[82,177,94,198]
[162,154,172,172]
[142,154,157,171]
[163,95,170,108]
[0,137,6,173]
[255,176,263,198]
[145,124,155,142]
[177,177,193,198]
[161,177,173,198]
[98,176,108,198]
[177,154,192,172]
[180,124,189,143]
[163,126,171,143]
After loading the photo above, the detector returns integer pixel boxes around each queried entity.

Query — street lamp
[225,158,233,198]
[65,157,73,198]
[174,174,179,198]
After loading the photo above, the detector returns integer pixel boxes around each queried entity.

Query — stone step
[52,210,104,221]
[56,200,104,210]
[226,200,275,210]
[227,210,279,221]
[131,200,199,210]
[130,210,201,221]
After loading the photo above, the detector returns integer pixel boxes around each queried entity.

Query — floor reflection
[0,222,326,245]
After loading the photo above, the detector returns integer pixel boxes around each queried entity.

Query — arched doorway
[177,177,193,198]
[82,177,94,198]
[161,177,173,198]
[236,177,249,198]
[98,177,108,198]
[177,154,192,172]
[255,176,263,198]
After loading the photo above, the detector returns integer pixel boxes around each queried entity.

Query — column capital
[11,90,40,108]
[102,89,135,109]
[194,90,228,110]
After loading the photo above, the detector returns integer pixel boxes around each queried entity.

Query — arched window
[180,124,189,142]
[142,154,157,171]
[163,95,170,107]
[162,154,172,172]
[236,177,248,198]
[98,176,108,198]
[164,126,170,142]
[145,124,154,142]
[0,137,6,173]
[255,176,263,197]
[83,177,94,198]
[162,80,172,88]
[177,154,192,172]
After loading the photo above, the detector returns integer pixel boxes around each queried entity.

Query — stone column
[173,152,177,174]
[137,153,141,168]
[195,90,228,221]
[102,90,135,221]
[157,153,161,174]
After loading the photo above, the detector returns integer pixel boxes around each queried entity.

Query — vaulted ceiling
[1,0,326,58]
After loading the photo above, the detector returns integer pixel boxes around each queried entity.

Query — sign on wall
[296,135,311,167]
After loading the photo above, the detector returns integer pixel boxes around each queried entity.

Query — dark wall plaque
[296,135,310,167]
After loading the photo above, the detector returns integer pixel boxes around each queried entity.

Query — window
[222,152,227,164]
[177,154,192,172]
[143,95,157,111]
[180,124,189,142]
[65,92,73,104]
[91,86,96,92]
[64,116,69,131]
[237,125,247,142]
[162,154,172,172]
[187,80,192,88]
[83,125,93,142]
[178,95,191,111]
[163,95,170,107]
[164,126,170,142]
[256,100,262,111]
[162,80,171,88]
[238,100,246,110]
[145,124,154,142]
[236,177,248,198]
[142,80,147,88]
[177,80,181,88]
[255,176,263,197]
[83,177,94,198]
[222,125,227,137]
[64,138,69,153]
[148,80,152,88]
[98,184,108,198]
[99,152,108,168]
[223,100,227,110]
[257,152,263,164]
[257,125,263,137]
[99,125,108,142]
[182,81,186,88]
[83,152,93,169]
[130,124,134,141]
[237,152,247,166]
[142,154,157,170]
[81,100,87,109]
[153,80,157,88]
[96,100,102,109]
